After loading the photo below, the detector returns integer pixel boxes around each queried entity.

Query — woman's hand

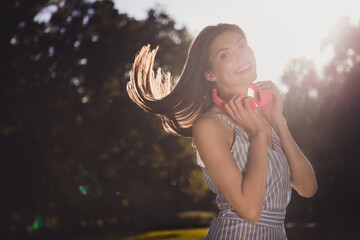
[255,81,284,125]
[224,94,267,136]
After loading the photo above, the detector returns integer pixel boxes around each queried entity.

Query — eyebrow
[215,36,244,57]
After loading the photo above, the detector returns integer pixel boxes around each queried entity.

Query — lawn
[120,227,209,240]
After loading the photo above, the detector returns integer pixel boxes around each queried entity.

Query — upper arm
[193,115,258,221]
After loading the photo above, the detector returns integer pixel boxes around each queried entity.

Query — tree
[280,17,360,237]
[1,0,211,238]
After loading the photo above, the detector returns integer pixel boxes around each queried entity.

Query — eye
[220,52,231,59]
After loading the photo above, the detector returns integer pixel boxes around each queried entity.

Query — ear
[204,71,216,82]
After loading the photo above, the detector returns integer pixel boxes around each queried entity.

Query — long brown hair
[126,23,246,138]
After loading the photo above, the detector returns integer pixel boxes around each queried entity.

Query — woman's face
[205,30,257,89]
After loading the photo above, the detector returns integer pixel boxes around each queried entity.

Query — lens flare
[26,215,46,232]
[78,170,102,197]
[79,185,88,195]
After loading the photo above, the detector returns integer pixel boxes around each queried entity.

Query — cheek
[218,61,235,75]
[211,62,225,77]
[211,59,236,79]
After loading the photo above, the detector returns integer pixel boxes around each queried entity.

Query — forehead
[209,31,244,56]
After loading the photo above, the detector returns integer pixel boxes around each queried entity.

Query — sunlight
[244,0,359,82]
[114,0,360,84]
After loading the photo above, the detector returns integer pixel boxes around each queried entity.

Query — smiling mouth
[235,64,252,73]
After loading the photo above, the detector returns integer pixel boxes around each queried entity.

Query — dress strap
[208,111,250,141]
[207,111,236,129]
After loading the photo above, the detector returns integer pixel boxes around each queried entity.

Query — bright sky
[114,0,360,88]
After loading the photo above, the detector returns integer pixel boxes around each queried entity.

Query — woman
[127,23,318,239]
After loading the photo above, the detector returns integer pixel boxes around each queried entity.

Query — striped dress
[193,111,292,239]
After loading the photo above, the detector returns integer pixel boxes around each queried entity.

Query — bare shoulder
[193,112,220,130]
[193,112,232,149]
[193,112,223,136]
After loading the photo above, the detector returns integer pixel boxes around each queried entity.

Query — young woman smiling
[127,23,317,239]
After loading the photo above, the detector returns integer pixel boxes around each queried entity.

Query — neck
[218,84,249,101]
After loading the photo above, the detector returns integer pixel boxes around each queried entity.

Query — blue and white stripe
[193,111,292,239]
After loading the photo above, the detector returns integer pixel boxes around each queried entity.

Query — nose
[234,44,250,64]
[234,49,245,63]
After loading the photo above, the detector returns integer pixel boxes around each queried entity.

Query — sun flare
[243,0,359,82]
[114,0,360,84]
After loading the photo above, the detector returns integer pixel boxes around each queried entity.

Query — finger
[256,86,277,94]
[241,96,253,108]
[241,97,251,110]
[245,96,255,102]
[227,99,240,119]
[224,102,236,120]
[255,80,272,87]
[232,94,246,102]
[226,94,241,113]
[232,95,247,114]
[225,94,242,110]
[229,94,246,108]
[256,82,276,90]
[257,88,282,100]
[257,84,280,96]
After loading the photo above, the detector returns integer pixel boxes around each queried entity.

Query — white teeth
[236,64,251,73]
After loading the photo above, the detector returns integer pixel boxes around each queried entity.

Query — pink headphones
[211,82,272,111]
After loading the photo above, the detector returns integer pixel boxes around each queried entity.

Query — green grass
[121,227,209,240]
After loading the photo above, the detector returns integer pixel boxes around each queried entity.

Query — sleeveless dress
[192,110,292,240]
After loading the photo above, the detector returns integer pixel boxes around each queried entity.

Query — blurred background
[1,0,360,239]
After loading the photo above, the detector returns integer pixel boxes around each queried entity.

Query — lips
[235,63,252,73]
